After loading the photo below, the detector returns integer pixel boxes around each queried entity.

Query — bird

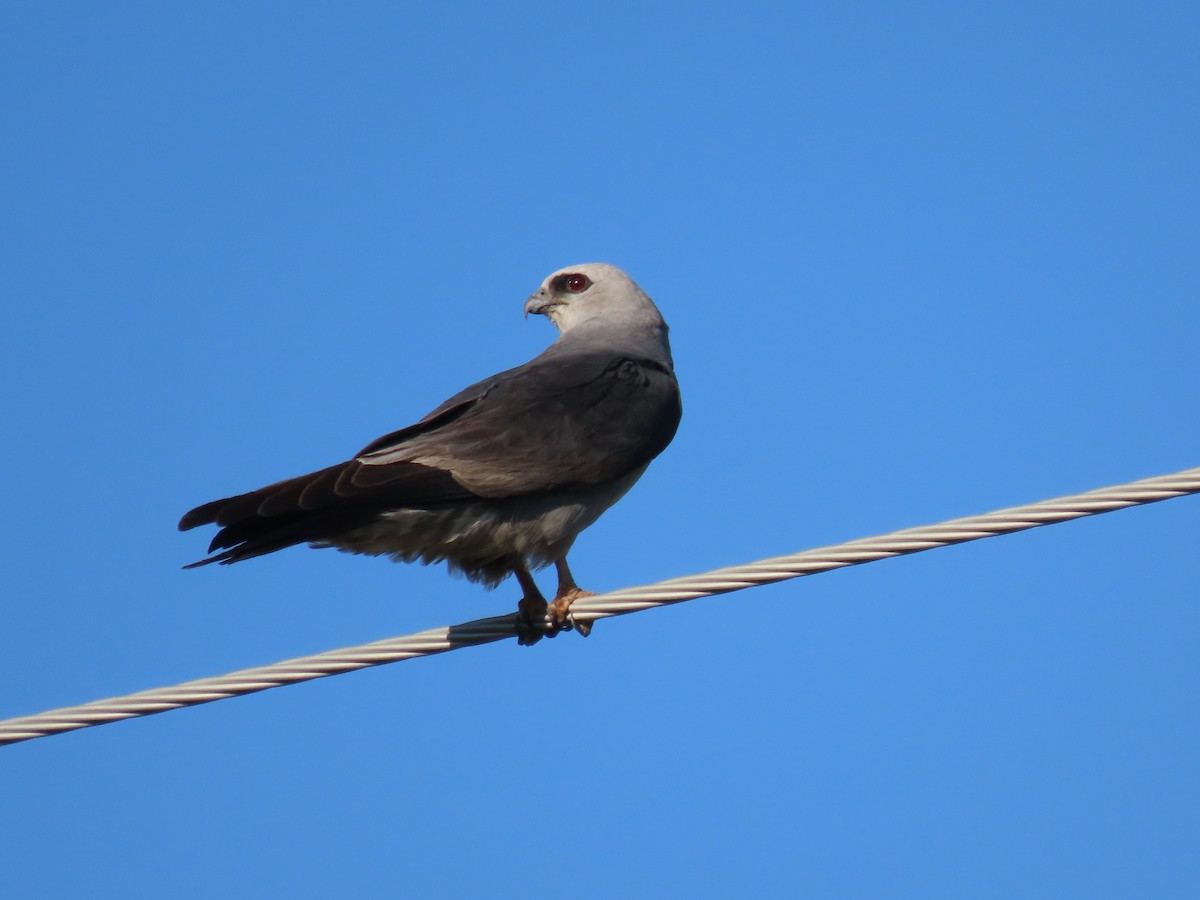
[179,263,682,645]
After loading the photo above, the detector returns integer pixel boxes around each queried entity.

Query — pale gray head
[524,263,667,337]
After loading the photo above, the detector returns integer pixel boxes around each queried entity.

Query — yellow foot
[548,588,596,638]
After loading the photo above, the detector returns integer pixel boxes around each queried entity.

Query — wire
[2,466,1197,747]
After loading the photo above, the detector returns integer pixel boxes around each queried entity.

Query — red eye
[564,273,590,293]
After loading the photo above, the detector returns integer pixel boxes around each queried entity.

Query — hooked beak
[524,289,559,319]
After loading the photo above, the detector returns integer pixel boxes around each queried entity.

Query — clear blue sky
[3,3,1197,897]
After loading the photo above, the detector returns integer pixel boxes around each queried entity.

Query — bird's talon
[557,610,591,636]
[547,589,595,639]
[516,595,549,647]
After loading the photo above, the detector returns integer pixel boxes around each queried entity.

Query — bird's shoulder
[360,348,677,457]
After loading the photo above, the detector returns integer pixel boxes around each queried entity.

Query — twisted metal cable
[3,466,1198,747]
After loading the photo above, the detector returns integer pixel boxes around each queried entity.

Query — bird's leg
[548,557,596,638]
[513,564,551,647]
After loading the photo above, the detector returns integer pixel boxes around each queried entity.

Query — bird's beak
[524,289,557,319]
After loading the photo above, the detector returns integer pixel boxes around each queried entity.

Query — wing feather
[359,353,682,498]
[178,351,680,566]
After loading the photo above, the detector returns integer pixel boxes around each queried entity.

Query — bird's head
[524,263,666,337]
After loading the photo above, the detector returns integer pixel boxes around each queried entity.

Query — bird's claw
[516,595,548,646]
[549,589,595,638]
[515,589,595,645]
[567,612,592,638]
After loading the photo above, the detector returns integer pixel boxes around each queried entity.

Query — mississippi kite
[180,263,682,644]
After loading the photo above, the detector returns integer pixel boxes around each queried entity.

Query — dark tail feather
[180,507,383,569]
[179,457,474,567]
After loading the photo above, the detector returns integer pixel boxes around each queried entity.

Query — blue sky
[2,3,1197,897]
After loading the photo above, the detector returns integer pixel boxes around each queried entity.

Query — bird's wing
[358,350,682,498]
[177,350,680,565]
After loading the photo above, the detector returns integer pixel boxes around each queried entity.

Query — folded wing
[179,351,681,566]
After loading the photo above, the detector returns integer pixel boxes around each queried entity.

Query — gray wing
[178,351,681,565]
[360,351,682,497]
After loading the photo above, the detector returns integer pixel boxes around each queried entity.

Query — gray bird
[179,263,682,644]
